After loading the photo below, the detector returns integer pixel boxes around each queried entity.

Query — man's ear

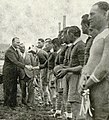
[106,10,109,21]
[69,32,74,39]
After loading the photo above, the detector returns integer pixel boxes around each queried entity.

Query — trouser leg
[67,73,81,119]
[3,77,17,107]
[27,78,34,105]
[19,79,26,104]
[10,80,17,107]
[48,70,56,104]
[40,69,47,102]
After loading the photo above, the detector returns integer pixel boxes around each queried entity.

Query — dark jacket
[63,44,74,66]
[3,46,25,81]
[37,49,48,66]
[40,52,57,70]
[69,41,85,68]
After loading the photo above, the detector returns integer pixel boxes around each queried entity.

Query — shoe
[54,110,61,118]
[22,99,27,105]
[63,112,73,120]
[50,109,56,113]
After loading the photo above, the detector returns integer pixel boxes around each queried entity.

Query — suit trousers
[19,75,34,105]
[3,74,17,107]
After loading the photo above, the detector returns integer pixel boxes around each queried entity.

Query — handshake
[25,65,39,71]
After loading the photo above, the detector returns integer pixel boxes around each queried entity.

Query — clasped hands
[25,65,39,71]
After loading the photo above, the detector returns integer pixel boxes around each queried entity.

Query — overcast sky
[0,0,109,47]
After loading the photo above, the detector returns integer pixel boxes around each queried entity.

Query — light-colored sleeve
[92,34,109,81]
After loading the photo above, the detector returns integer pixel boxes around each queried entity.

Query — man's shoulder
[104,34,109,43]
[93,28,109,43]
[25,52,32,56]
[75,40,85,48]
[6,46,14,54]
[40,49,48,55]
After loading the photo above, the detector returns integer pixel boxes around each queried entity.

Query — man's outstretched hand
[25,65,33,71]
[56,69,67,79]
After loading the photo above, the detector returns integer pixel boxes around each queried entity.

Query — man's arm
[57,42,85,78]
[85,35,109,89]
[37,50,48,61]
[65,65,83,73]
[66,42,85,73]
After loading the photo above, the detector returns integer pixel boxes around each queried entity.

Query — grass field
[0,84,56,120]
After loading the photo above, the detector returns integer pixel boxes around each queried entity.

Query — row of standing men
[3,1,109,120]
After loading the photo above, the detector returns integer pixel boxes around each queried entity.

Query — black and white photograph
[0,0,109,119]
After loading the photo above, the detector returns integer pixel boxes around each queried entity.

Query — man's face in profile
[89,5,106,30]
[81,22,89,35]
[19,45,25,53]
[44,41,53,51]
[13,38,20,49]
[37,41,44,48]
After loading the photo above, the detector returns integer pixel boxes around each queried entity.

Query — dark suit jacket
[3,46,25,81]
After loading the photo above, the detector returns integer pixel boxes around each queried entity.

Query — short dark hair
[94,1,109,12]
[81,14,90,26]
[12,37,19,43]
[58,27,70,44]
[38,38,44,43]
[45,38,52,43]
[52,38,61,46]
[68,26,81,38]
[58,27,70,39]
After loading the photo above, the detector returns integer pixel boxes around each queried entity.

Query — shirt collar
[57,48,61,54]
[12,45,17,51]
[73,37,81,45]
[67,43,72,47]
[37,48,41,54]
[50,48,54,53]
[61,43,66,46]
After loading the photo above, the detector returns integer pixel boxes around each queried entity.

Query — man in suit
[3,37,31,109]
[19,43,38,106]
